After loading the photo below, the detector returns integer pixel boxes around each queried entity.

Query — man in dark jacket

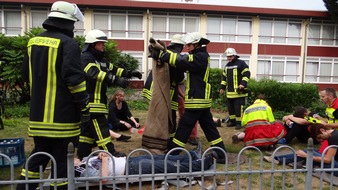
[220,48,250,130]
[77,29,142,159]
[18,1,88,189]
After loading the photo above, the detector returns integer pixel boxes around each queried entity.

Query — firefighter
[157,32,226,163]
[17,1,88,190]
[77,29,142,159]
[220,48,250,130]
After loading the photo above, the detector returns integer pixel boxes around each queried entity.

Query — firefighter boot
[235,122,242,130]
[226,119,236,127]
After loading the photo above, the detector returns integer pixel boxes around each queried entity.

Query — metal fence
[1,138,338,190]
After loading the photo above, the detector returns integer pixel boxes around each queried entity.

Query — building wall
[0,1,338,89]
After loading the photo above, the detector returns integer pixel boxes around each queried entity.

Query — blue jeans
[127,151,213,174]
[275,150,338,176]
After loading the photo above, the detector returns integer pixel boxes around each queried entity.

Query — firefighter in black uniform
[18,2,88,190]
[142,34,185,140]
[77,29,142,159]
[220,48,250,130]
[158,32,226,163]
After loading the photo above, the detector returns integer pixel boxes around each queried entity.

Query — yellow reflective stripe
[242,77,249,82]
[142,89,152,101]
[169,53,177,66]
[233,68,238,88]
[28,46,32,96]
[184,99,212,109]
[188,54,193,62]
[116,68,124,77]
[172,138,185,147]
[108,63,114,70]
[28,37,60,48]
[20,169,40,178]
[89,103,108,114]
[28,128,80,137]
[210,137,223,146]
[94,72,104,104]
[89,108,108,114]
[93,119,111,150]
[96,137,111,147]
[29,121,80,129]
[84,63,98,73]
[221,81,227,85]
[50,181,68,187]
[44,47,58,123]
[68,81,86,94]
[241,68,249,75]
[171,101,178,110]
[79,136,95,144]
[169,132,175,138]
[185,72,190,100]
[227,91,248,98]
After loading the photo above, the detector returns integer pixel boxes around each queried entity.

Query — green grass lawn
[0,108,328,189]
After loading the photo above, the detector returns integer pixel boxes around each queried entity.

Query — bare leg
[109,130,121,139]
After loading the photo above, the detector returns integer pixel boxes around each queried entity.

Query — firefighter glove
[236,87,249,94]
[127,70,142,79]
[114,77,129,88]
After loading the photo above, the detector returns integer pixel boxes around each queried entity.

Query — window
[0,7,21,35]
[305,58,338,83]
[257,56,300,82]
[259,18,301,44]
[308,21,338,46]
[152,13,199,39]
[93,10,143,39]
[207,16,252,42]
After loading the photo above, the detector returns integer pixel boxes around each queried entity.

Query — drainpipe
[301,17,311,84]
[145,9,150,78]
[21,4,27,33]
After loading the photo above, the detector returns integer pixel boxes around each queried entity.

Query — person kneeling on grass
[264,123,338,176]
[74,146,214,179]
[231,94,286,150]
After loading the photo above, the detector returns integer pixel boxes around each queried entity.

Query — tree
[323,0,338,22]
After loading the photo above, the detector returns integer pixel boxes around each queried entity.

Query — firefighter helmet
[184,32,210,45]
[224,48,237,57]
[170,34,185,45]
[48,1,84,22]
[84,30,108,44]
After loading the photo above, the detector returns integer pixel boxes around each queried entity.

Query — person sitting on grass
[264,123,338,176]
[108,90,140,132]
[74,142,214,178]
[231,94,286,151]
[278,106,320,145]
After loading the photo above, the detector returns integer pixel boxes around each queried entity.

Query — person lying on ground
[74,144,214,180]
[264,123,338,176]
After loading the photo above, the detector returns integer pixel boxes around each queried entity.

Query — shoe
[226,122,236,127]
[192,140,202,159]
[277,138,287,145]
[232,134,239,144]
[210,151,226,164]
[222,116,229,123]
[235,123,242,130]
[263,156,279,164]
[267,144,276,151]
[214,119,222,127]
[188,137,199,145]
[116,134,131,142]
[113,151,126,157]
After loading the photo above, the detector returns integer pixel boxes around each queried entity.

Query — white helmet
[85,30,108,43]
[48,1,84,22]
[224,48,237,57]
[184,32,210,45]
[170,34,185,45]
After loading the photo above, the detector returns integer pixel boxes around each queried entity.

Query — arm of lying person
[286,115,311,125]
[297,148,337,164]
[324,122,338,129]
[97,153,110,182]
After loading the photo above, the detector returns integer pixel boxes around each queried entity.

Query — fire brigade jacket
[241,99,275,127]
[220,57,250,98]
[165,46,212,109]
[21,19,88,138]
[326,98,338,124]
[82,50,127,114]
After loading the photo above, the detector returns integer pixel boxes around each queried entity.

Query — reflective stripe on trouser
[169,109,226,157]
[227,97,245,123]
[16,136,77,190]
[77,115,115,159]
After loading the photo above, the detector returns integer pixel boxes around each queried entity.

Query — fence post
[67,142,75,190]
[305,138,314,190]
